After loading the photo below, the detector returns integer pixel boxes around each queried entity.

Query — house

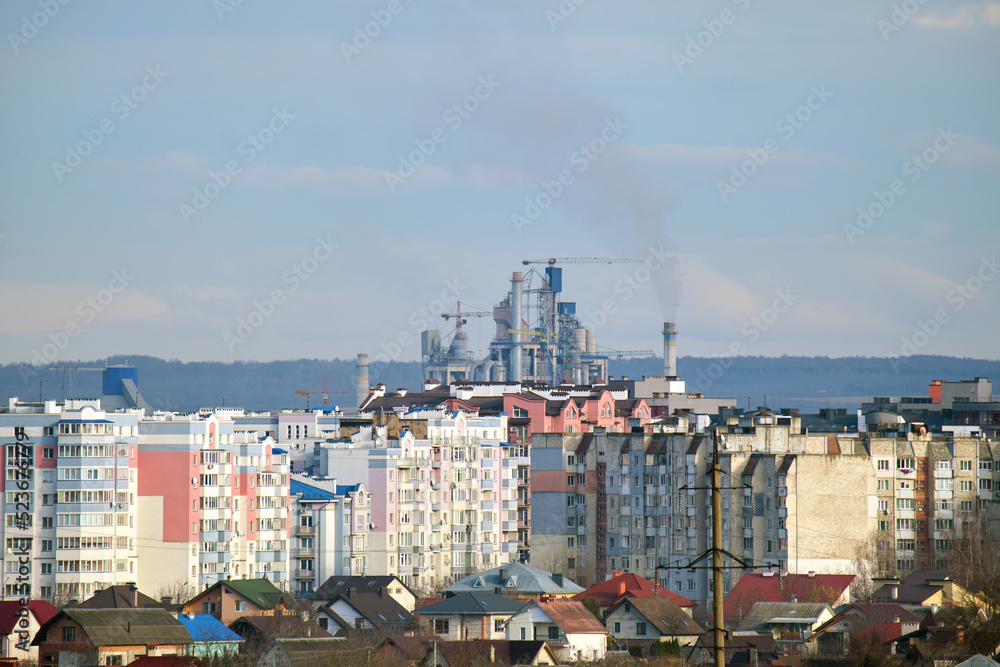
[444,564,584,600]
[125,657,201,667]
[174,612,243,659]
[687,632,781,666]
[33,608,193,667]
[371,636,442,666]
[0,600,58,665]
[414,592,526,640]
[75,584,164,609]
[421,639,559,666]
[182,578,296,624]
[311,575,417,612]
[604,594,705,647]
[255,637,350,667]
[872,571,980,607]
[228,613,330,656]
[573,571,697,616]
[315,587,418,637]
[736,602,835,651]
[723,572,854,623]
[804,603,920,657]
[503,599,608,663]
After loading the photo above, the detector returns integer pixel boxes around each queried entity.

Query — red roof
[723,573,854,622]
[126,657,201,667]
[536,601,607,635]
[573,572,696,608]
[0,600,58,635]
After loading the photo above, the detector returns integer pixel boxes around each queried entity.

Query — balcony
[294,568,316,579]
[687,526,697,537]
[296,524,315,536]
[778,507,787,518]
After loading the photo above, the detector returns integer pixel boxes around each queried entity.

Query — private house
[371,636,442,666]
[75,584,164,609]
[182,579,296,624]
[804,603,919,657]
[872,571,980,607]
[573,572,697,616]
[736,602,835,651]
[0,600,58,665]
[723,572,854,624]
[311,575,417,612]
[174,613,243,659]
[444,564,583,600]
[421,639,559,666]
[227,613,330,657]
[256,637,349,667]
[503,599,608,663]
[604,594,705,647]
[415,592,525,641]
[33,608,192,667]
[315,588,418,636]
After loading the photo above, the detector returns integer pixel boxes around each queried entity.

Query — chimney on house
[790,593,798,603]
[552,573,563,587]
[619,580,626,597]
[377,587,384,598]
[348,587,357,599]
[127,582,138,607]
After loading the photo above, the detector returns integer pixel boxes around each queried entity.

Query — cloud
[940,136,1000,171]
[0,282,169,334]
[912,3,1000,27]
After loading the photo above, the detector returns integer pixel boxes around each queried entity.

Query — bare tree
[851,530,895,601]
[940,512,1000,659]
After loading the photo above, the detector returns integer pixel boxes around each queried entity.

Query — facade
[181,578,295,624]
[503,600,608,663]
[415,592,525,641]
[604,595,704,646]
[0,600,58,664]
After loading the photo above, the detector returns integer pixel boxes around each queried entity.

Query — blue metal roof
[272,447,288,454]
[176,613,242,642]
[291,479,337,501]
[335,483,363,495]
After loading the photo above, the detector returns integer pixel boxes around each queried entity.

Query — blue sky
[1,0,998,366]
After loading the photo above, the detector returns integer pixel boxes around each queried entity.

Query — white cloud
[912,3,1000,27]
[0,282,169,334]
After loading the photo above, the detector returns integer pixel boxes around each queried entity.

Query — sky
[1,1,998,368]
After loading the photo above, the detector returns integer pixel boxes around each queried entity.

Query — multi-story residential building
[312,409,521,592]
[232,409,342,473]
[289,477,370,598]
[137,410,290,594]
[1,397,141,602]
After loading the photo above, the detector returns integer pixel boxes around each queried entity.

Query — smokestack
[356,353,369,409]
[662,322,677,378]
[511,272,523,382]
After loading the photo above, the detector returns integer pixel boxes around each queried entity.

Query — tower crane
[441,302,491,329]
[521,257,643,266]
[294,376,354,409]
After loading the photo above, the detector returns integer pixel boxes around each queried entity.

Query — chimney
[377,587,384,598]
[128,582,138,607]
[891,586,897,600]
[499,567,508,583]
[552,573,563,587]
[356,354,369,409]
[619,581,626,597]
[511,273,523,382]
[161,597,173,607]
[348,587,357,599]
[662,322,677,378]
[790,593,797,603]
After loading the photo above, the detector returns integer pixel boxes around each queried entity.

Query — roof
[956,656,1000,667]
[736,602,832,633]
[416,592,526,616]
[724,572,854,621]
[573,572,696,608]
[75,585,162,609]
[807,603,920,643]
[444,563,584,596]
[228,614,331,641]
[531,600,607,635]
[190,578,295,610]
[175,613,242,643]
[432,639,556,666]
[375,635,442,661]
[607,595,705,637]
[125,657,201,667]
[0,600,58,634]
[290,478,336,501]
[321,591,417,629]
[264,638,351,667]
[871,571,957,605]
[34,608,192,647]
[311,575,416,602]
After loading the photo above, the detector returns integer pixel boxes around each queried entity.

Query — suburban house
[314,588,418,636]
[573,572,697,616]
[415,592,526,641]
[255,637,349,667]
[604,594,705,647]
[311,575,417,612]
[174,612,243,658]
[804,603,920,657]
[503,599,608,663]
[687,633,781,666]
[872,571,981,607]
[182,578,296,624]
[736,602,835,651]
[74,584,164,609]
[0,600,58,665]
[371,636,443,665]
[228,613,331,656]
[444,564,584,600]
[421,639,559,666]
[32,608,192,667]
[723,572,854,624]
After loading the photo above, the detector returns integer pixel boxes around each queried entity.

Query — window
[43,448,54,459]
[62,627,75,641]
[202,602,216,614]
[235,601,245,612]
[636,622,647,635]
[105,656,123,666]
[877,480,890,490]
[548,626,559,640]
[434,619,449,634]
[614,621,621,633]
[567,455,575,466]
[960,460,973,471]
[877,459,889,471]
[897,458,915,470]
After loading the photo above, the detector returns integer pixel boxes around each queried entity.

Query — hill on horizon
[1,354,997,414]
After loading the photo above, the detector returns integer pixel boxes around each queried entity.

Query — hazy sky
[2,1,998,367]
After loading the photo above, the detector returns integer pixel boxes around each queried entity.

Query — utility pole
[712,430,725,667]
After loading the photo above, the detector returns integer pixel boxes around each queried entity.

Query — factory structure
[421,260,656,386]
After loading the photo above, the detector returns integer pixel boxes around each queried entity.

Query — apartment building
[312,409,522,592]
[1,398,141,602]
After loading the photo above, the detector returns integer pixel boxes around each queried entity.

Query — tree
[582,597,602,620]
[851,529,896,601]
[941,511,1000,659]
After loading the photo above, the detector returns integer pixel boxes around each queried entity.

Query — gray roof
[416,592,526,616]
[263,638,351,667]
[444,563,584,596]
[36,608,191,647]
[736,602,832,633]
[956,656,1000,667]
